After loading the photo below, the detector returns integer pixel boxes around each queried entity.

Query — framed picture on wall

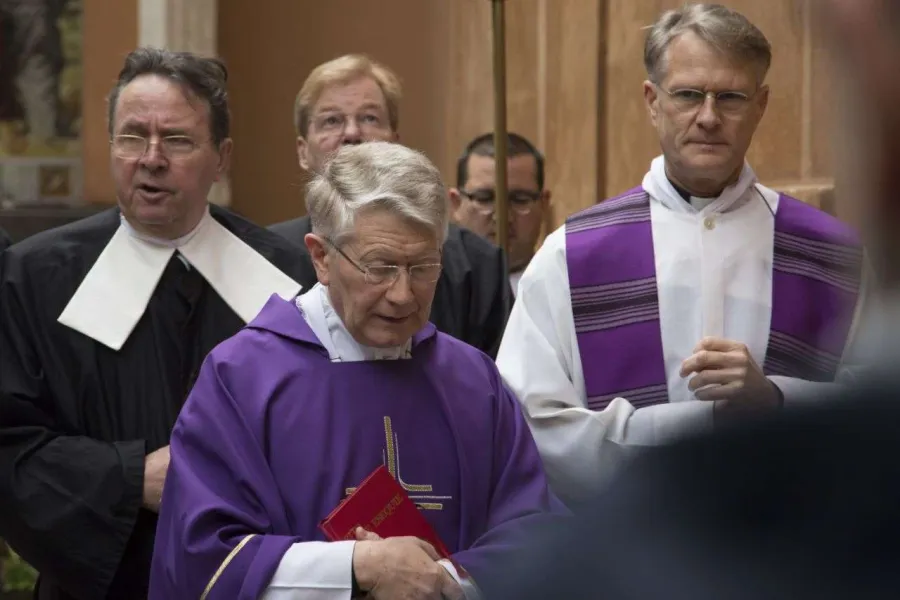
[0,0,82,208]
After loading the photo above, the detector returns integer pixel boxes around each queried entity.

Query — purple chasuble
[565,188,863,410]
[149,295,566,600]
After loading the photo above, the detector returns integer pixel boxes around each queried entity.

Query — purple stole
[565,186,863,411]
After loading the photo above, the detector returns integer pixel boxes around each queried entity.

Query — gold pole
[491,0,509,255]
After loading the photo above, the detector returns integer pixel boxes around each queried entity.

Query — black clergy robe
[269,216,514,357]
[0,205,317,600]
[0,226,10,251]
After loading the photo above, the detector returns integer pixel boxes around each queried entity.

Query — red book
[319,464,452,559]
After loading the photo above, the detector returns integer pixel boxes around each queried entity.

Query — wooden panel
[443,0,601,231]
[505,0,541,146]
[809,0,835,179]
[443,0,492,179]
[739,0,805,183]
[602,0,661,199]
[82,0,138,205]
[215,0,836,229]
[218,0,600,228]
[219,0,452,225]
[542,0,601,227]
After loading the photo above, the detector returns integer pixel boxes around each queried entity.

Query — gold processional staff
[491,0,509,255]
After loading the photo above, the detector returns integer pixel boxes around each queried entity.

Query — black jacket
[269,216,513,358]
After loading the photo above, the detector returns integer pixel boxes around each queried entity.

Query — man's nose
[342,118,363,143]
[139,141,167,169]
[384,269,415,304]
[696,95,722,128]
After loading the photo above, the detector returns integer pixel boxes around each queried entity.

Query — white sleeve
[260,540,355,600]
[439,560,482,599]
[496,227,714,505]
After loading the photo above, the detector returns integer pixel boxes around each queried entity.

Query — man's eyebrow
[115,121,193,137]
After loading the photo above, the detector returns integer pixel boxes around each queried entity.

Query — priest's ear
[297,136,311,172]
[304,233,333,285]
[643,80,661,125]
[214,137,233,180]
[448,188,465,222]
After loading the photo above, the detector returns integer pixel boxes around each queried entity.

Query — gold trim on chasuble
[200,533,258,600]
[345,416,452,511]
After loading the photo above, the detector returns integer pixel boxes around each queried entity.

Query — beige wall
[80,0,837,227]
[82,0,137,205]
[218,0,453,225]
[218,0,603,231]
[445,0,835,228]
[442,0,602,239]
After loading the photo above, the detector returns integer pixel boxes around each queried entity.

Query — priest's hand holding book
[352,528,464,599]
[680,337,782,421]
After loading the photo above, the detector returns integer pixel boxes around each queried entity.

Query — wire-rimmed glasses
[110,134,201,159]
[325,238,443,285]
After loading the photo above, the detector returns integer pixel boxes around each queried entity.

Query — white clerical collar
[642,155,759,216]
[58,206,302,351]
[296,282,412,362]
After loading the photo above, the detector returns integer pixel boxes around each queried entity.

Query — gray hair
[644,3,772,85]
[306,141,449,246]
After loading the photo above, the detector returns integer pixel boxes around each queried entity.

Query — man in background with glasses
[271,54,513,358]
[497,3,867,506]
[449,132,551,296]
[0,48,314,599]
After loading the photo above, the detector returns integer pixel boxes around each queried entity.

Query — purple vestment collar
[247,294,438,353]
[565,188,863,410]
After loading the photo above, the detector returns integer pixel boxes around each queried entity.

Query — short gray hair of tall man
[644,3,772,85]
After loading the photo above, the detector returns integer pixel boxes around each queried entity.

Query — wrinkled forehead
[312,76,390,116]
[113,74,209,134]
[348,209,443,258]
[465,153,540,189]
[660,33,761,90]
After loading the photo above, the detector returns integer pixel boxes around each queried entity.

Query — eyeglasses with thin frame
[325,238,443,285]
[653,83,762,116]
[460,189,543,216]
[110,134,202,160]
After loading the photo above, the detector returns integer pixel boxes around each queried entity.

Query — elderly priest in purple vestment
[496,3,868,506]
[149,141,565,600]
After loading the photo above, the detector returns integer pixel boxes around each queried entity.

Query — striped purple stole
[565,187,863,411]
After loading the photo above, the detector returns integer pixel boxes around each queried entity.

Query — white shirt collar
[57,206,303,351]
[642,155,760,216]
[297,282,412,362]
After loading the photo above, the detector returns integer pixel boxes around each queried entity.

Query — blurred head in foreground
[828,0,900,288]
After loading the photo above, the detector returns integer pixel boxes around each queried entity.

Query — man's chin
[132,207,179,227]
[361,317,427,347]
[684,153,732,170]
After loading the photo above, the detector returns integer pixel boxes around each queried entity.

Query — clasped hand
[680,337,780,416]
[352,528,464,600]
